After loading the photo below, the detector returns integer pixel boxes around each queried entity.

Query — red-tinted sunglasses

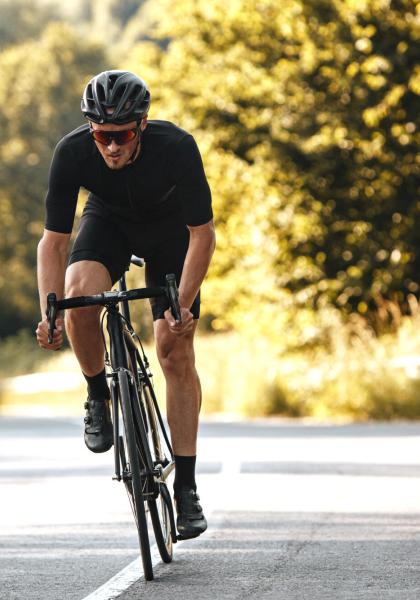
[90,125,139,146]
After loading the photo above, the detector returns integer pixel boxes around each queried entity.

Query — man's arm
[178,219,216,311]
[36,229,71,349]
[164,219,215,334]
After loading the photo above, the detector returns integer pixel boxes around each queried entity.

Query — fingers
[163,308,194,337]
[35,318,65,350]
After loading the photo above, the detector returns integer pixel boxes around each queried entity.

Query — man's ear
[140,115,148,131]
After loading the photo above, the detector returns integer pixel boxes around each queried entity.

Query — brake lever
[46,293,58,344]
[165,274,182,323]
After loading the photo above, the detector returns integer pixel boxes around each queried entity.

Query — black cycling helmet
[81,70,150,124]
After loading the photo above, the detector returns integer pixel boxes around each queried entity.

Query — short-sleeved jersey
[45,120,213,234]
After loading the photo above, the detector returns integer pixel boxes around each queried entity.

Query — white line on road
[78,452,234,600]
[80,544,161,600]
[220,458,241,477]
[80,514,220,600]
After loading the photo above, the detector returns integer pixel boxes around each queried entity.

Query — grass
[1,311,420,419]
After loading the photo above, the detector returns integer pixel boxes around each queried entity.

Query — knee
[65,305,101,331]
[157,339,195,377]
[65,279,84,299]
[65,260,111,298]
[64,279,101,328]
[64,262,110,328]
[65,271,95,299]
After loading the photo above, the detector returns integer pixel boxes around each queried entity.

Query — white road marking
[79,512,220,600]
[79,466,229,600]
[80,545,160,600]
[220,458,241,476]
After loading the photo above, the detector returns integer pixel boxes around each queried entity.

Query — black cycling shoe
[83,398,113,453]
[174,486,208,540]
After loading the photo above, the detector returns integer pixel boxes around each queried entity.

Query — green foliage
[0,22,106,336]
[89,0,146,43]
[5,318,420,420]
[101,0,144,27]
[291,0,419,316]
[196,308,420,420]
[279,307,420,420]
[0,329,49,376]
[0,0,419,426]
[0,0,60,49]
[122,0,419,349]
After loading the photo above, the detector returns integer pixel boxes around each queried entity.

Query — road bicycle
[46,257,180,581]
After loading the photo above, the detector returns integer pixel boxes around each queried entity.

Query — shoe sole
[176,521,207,541]
[84,435,113,453]
[177,529,206,541]
[177,533,200,541]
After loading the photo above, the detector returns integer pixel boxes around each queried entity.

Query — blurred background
[0,0,419,420]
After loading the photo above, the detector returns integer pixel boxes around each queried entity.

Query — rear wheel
[118,370,154,581]
[148,482,173,563]
[139,369,176,561]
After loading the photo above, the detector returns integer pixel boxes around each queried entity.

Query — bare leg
[65,261,112,376]
[154,318,207,537]
[154,319,201,455]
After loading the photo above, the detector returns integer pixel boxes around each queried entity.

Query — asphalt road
[1,417,420,599]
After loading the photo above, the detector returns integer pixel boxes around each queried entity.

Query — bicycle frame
[105,305,128,484]
[105,282,175,487]
[118,271,175,470]
[117,270,131,323]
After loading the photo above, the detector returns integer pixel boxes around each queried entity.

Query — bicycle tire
[148,483,173,563]
[141,380,175,561]
[125,330,172,466]
[118,369,154,581]
[143,379,165,463]
[125,331,177,560]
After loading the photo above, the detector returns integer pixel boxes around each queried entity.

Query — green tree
[281,0,420,319]
[121,0,419,347]
[89,0,147,47]
[0,0,60,49]
[0,22,106,336]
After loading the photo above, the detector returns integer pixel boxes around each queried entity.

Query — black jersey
[45,120,213,234]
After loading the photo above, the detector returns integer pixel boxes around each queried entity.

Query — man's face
[90,118,147,170]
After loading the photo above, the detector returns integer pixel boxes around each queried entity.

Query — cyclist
[36,70,215,539]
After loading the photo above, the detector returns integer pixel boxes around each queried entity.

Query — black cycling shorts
[67,210,200,321]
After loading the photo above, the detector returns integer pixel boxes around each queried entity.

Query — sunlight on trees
[0,21,105,334]
[121,0,419,349]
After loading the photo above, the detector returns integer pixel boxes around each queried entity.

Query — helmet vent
[108,73,119,90]
[85,84,94,102]
[131,84,142,99]
[97,85,106,102]
[114,86,125,101]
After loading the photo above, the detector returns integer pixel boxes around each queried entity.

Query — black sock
[174,455,197,493]
[83,368,110,401]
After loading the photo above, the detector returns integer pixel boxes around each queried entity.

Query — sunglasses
[90,125,139,146]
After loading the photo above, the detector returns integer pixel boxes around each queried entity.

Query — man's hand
[164,307,194,337]
[36,317,65,350]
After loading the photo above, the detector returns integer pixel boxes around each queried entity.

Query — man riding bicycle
[36,70,215,539]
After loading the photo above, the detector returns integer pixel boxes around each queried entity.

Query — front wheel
[118,370,154,581]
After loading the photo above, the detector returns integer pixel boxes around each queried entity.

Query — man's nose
[107,139,120,151]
